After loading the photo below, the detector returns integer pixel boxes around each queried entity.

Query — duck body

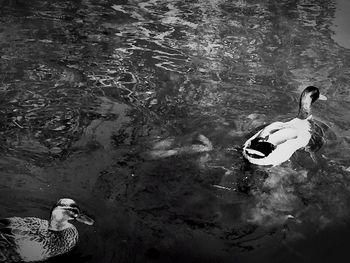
[243,118,312,166]
[242,86,327,166]
[0,217,78,262]
[0,199,94,262]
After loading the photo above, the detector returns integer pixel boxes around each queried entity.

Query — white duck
[242,86,327,166]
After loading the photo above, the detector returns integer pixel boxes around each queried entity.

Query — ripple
[1,0,350,262]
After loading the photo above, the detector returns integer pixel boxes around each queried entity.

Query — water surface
[1,0,350,262]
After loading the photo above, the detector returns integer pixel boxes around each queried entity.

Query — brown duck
[0,198,94,262]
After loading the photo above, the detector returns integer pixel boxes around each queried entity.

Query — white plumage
[242,86,327,166]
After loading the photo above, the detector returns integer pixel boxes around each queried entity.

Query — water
[0,0,350,262]
[331,0,350,49]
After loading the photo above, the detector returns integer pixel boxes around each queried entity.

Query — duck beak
[319,94,327,100]
[76,213,94,225]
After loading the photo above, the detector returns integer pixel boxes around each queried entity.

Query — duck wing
[257,121,286,138]
[0,219,22,262]
[262,127,298,145]
[246,124,298,158]
[4,218,48,240]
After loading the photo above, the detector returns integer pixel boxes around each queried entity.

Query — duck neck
[298,97,312,119]
[48,217,73,231]
[297,107,310,119]
[49,221,68,231]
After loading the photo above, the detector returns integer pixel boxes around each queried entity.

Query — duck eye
[65,207,80,217]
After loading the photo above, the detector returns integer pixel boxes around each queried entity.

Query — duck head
[48,198,94,231]
[298,86,327,119]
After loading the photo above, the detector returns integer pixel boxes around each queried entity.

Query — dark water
[0,0,350,262]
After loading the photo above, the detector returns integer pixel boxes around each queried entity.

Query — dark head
[298,86,327,119]
[48,198,94,231]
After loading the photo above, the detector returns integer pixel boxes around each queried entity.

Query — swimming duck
[242,86,327,166]
[0,198,94,262]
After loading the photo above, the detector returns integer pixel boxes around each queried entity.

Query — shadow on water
[1,0,350,262]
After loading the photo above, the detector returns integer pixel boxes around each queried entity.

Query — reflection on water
[1,0,350,262]
[332,0,350,49]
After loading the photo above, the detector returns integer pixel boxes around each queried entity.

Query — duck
[0,198,94,262]
[242,86,327,166]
